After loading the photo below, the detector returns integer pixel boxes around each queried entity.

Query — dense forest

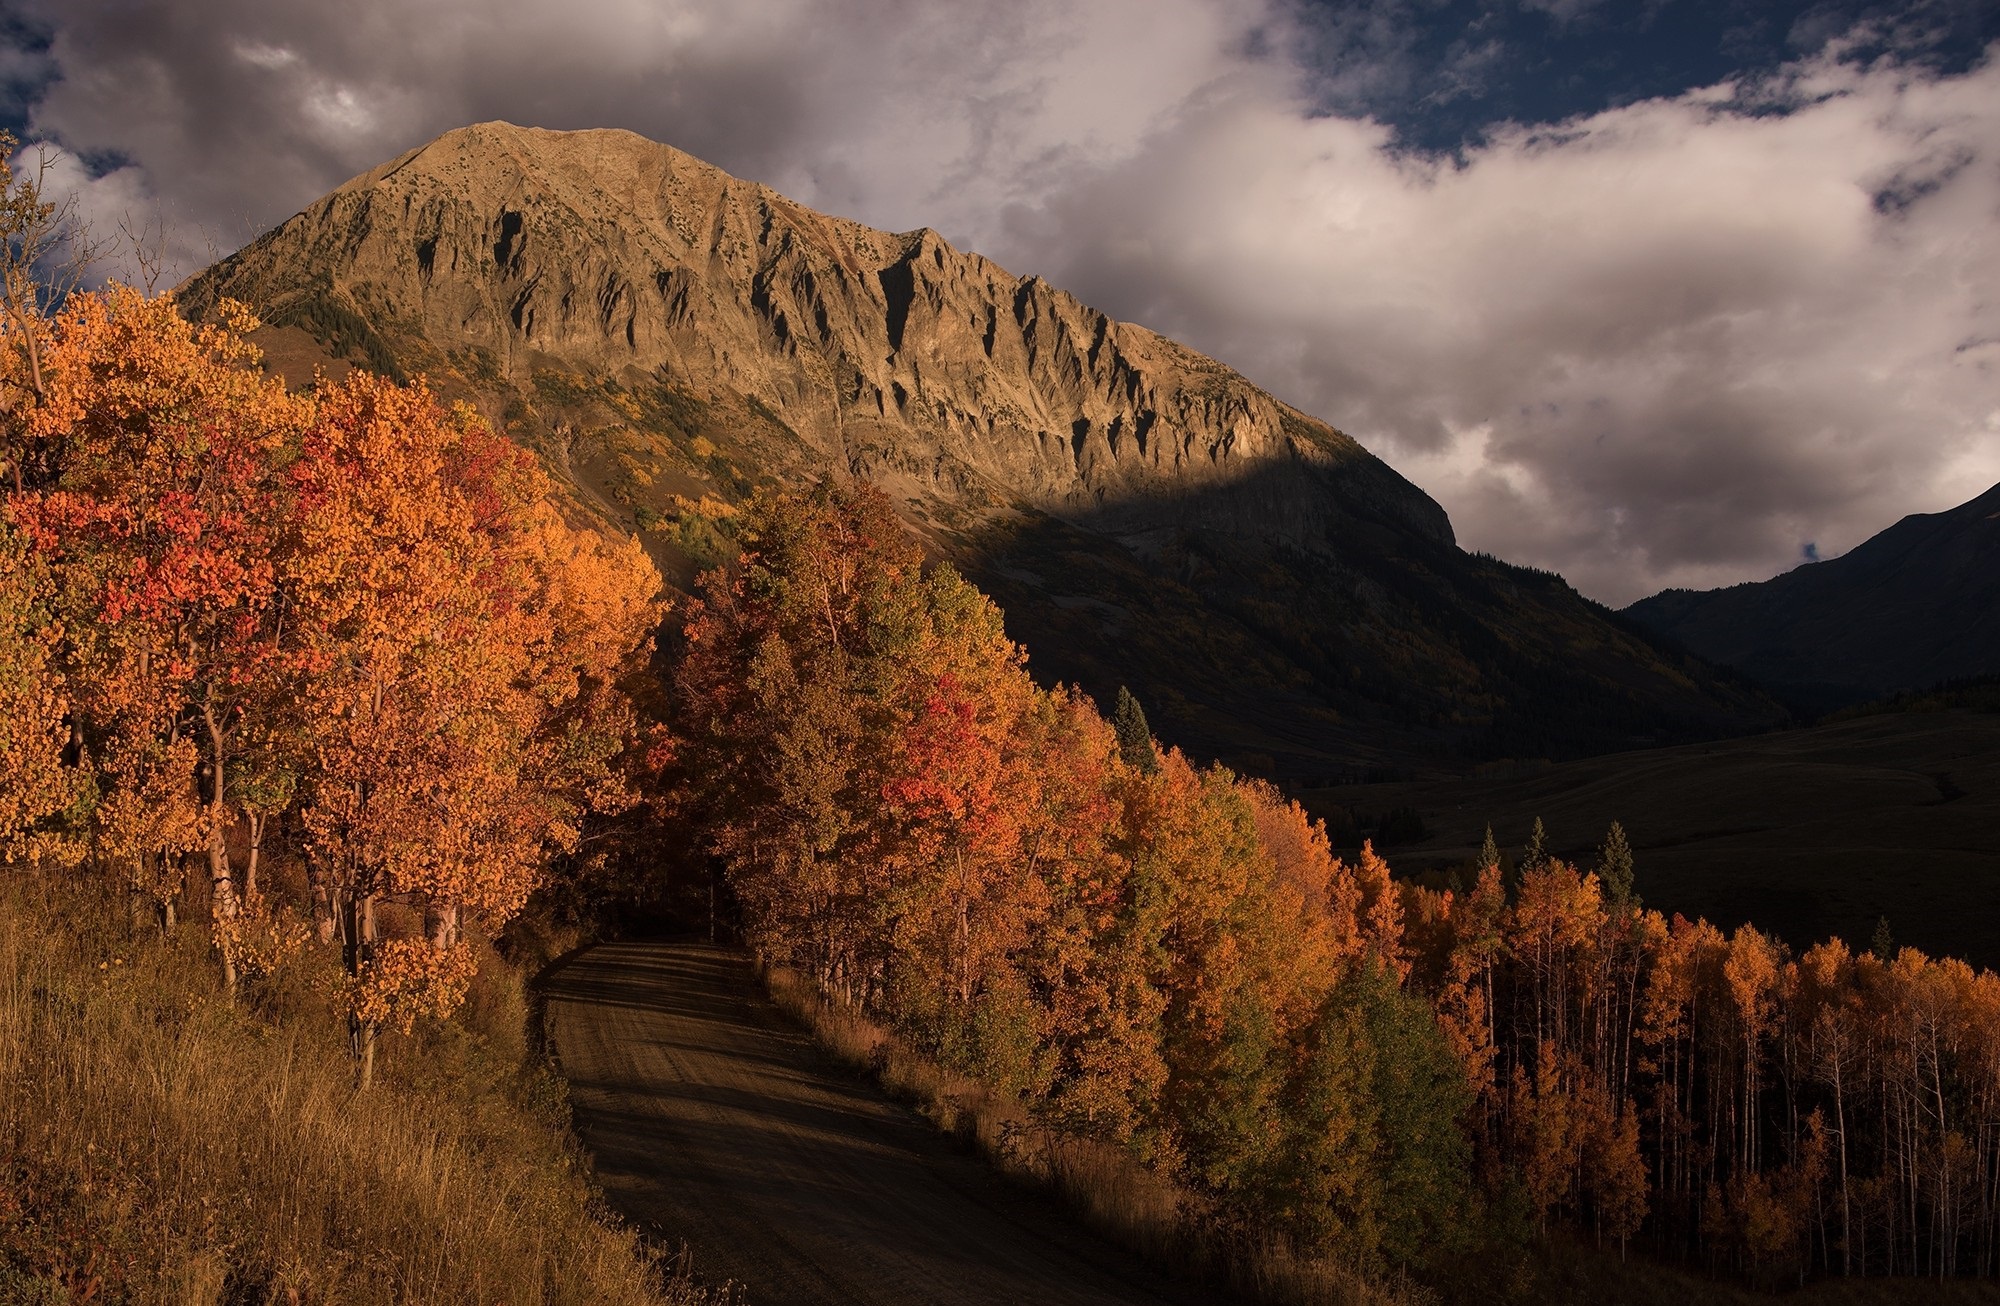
[2,157,1994,1299]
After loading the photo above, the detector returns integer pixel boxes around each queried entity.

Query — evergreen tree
[1478,824,1501,871]
[1870,915,1896,961]
[1112,685,1158,774]
[1596,821,1637,910]
[1521,817,1549,873]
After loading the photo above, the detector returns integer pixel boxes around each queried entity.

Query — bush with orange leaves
[350,938,481,1036]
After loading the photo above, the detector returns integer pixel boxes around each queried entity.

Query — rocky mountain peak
[179,123,1782,775]
[183,119,1450,555]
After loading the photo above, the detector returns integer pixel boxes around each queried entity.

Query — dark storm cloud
[16,0,2000,604]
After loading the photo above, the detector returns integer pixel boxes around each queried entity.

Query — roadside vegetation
[0,873,704,1305]
[660,478,2000,1300]
[0,138,700,1304]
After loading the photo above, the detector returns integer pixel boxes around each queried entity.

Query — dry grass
[760,964,1412,1306]
[0,873,714,1306]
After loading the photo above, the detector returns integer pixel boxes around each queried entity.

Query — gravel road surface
[543,941,1215,1306]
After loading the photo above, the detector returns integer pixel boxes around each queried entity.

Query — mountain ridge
[179,120,1784,775]
[1626,481,2000,712]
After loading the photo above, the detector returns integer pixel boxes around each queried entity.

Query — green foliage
[1595,821,1636,910]
[627,382,756,499]
[532,367,598,409]
[1278,963,1472,1273]
[1112,685,1158,774]
[632,504,738,571]
[1828,673,2000,720]
[269,286,406,382]
[1521,817,1549,873]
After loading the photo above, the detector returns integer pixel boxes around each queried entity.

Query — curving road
[542,941,1214,1306]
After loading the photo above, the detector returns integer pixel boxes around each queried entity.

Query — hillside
[1626,481,2000,712]
[179,121,1783,774]
[1300,707,2000,968]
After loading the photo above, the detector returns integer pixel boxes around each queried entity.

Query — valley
[1304,707,2000,967]
[7,104,1997,1303]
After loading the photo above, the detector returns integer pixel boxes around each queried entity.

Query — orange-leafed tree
[289,371,658,1082]
[1015,687,1164,1136]
[673,479,921,998]
[10,288,301,949]
[0,519,81,865]
[873,566,1042,1071]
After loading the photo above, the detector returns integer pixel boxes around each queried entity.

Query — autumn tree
[664,474,2000,1287]
[10,288,301,949]
[0,519,81,865]
[289,371,658,1083]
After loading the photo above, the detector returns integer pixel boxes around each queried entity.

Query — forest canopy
[665,479,2000,1286]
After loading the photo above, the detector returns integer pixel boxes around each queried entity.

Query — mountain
[1626,483,2000,713]
[179,121,1783,777]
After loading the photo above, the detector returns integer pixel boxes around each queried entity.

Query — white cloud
[230,40,298,70]
[16,0,1999,604]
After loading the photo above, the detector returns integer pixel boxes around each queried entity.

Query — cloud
[14,0,1999,605]
[998,48,2000,602]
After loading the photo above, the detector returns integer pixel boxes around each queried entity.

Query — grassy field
[0,874,713,1306]
[1301,709,2000,969]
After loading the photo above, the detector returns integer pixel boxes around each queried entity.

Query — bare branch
[120,204,173,297]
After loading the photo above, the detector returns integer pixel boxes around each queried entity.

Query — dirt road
[542,941,1214,1306]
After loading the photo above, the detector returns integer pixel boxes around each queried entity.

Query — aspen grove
[669,480,2000,1286]
[1,285,660,1085]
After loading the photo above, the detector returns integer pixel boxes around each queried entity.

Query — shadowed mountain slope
[180,121,1782,775]
[1627,482,2000,713]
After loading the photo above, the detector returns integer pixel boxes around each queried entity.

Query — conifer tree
[1869,915,1895,961]
[1111,685,1158,774]
[1596,821,1636,910]
[1478,824,1501,872]
[1521,817,1549,873]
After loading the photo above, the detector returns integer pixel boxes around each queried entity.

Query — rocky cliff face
[181,122,1783,776]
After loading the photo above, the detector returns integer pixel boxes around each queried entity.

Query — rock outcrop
[184,122,1445,555]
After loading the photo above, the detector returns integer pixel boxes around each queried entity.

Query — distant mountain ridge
[1626,482,2000,712]
[180,121,1783,774]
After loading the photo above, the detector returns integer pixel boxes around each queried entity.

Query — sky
[5,0,1998,606]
